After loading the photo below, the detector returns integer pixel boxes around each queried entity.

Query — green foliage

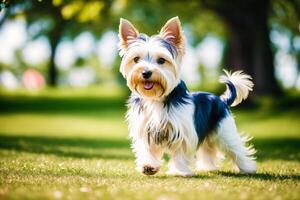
[271,0,300,35]
[270,0,300,87]
[3,0,298,89]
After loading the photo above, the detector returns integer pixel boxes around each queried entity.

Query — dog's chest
[142,101,194,146]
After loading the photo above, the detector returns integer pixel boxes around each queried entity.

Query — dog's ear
[160,16,185,51]
[119,18,139,49]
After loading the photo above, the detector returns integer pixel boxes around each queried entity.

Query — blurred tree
[0,0,10,26]
[201,0,283,95]
[5,0,116,86]
[271,0,300,88]
[2,0,298,94]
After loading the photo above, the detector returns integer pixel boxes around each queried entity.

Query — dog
[118,16,256,177]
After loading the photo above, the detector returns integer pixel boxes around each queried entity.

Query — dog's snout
[142,70,152,79]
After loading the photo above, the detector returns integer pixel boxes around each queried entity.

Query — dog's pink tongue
[143,82,154,90]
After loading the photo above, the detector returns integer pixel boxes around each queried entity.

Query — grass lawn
[0,87,299,200]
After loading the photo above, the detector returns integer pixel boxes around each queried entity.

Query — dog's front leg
[167,148,194,177]
[132,139,163,175]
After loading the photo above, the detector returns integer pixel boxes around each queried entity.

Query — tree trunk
[48,38,58,87]
[204,0,282,96]
[48,19,64,87]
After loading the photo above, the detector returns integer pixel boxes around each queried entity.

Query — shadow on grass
[217,171,300,181]
[150,171,300,181]
[0,135,132,160]
[254,138,300,161]
[0,96,126,115]
[0,135,299,162]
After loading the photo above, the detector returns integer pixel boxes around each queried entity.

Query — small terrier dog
[118,17,256,176]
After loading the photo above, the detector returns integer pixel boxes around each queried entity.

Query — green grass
[0,87,299,200]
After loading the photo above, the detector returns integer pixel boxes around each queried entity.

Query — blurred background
[0,0,299,155]
[0,0,299,95]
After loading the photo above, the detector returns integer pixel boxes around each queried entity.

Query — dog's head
[118,17,186,100]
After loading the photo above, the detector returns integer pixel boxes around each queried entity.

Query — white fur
[128,98,257,175]
[127,98,198,176]
[126,102,163,172]
[219,70,254,107]
[196,136,224,171]
[216,115,256,173]
[123,46,256,176]
[167,148,194,176]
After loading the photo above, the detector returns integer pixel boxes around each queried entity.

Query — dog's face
[118,17,186,100]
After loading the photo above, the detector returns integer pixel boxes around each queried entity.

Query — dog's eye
[133,56,140,63]
[157,57,165,65]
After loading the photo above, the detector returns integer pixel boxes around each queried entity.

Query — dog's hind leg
[167,148,194,177]
[196,136,223,172]
[216,115,256,174]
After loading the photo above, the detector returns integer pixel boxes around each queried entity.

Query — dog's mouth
[130,74,166,98]
[143,81,154,90]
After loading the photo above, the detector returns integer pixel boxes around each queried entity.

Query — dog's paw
[141,165,159,176]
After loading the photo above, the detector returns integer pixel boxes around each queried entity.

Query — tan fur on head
[128,67,167,99]
[118,17,185,99]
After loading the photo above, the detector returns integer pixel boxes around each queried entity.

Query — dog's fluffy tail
[219,70,254,107]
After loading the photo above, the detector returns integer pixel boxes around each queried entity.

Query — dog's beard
[128,70,168,99]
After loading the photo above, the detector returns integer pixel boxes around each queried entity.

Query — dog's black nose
[142,70,152,79]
